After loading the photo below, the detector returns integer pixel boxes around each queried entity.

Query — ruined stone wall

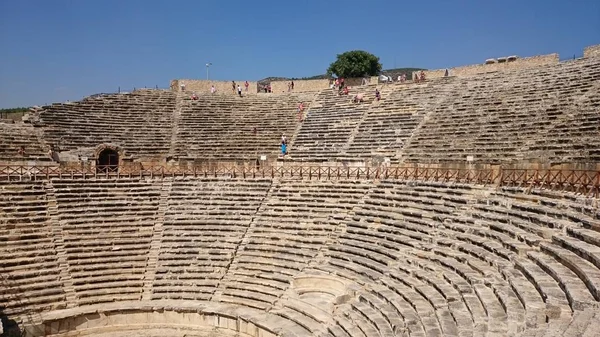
[414,53,559,79]
[270,76,379,93]
[270,79,330,93]
[171,79,258,95]
[584,44,600,58]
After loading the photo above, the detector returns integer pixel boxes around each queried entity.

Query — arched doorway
[97,148,119,173]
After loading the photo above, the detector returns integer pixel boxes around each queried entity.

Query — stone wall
[584,44,600,58]
[414,53,559,79]
[171,79,258,95]
[35,305,281,337]
[270,76,380,93]
[270,79,330,93]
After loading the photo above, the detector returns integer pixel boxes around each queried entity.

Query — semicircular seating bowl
[1,177,599,337]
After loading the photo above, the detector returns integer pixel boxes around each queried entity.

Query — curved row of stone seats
[470,187,600,308]
[289,84,382,162]
[528,79,600,162]
[216,180,372,311]
[152,178,272,302]
[401,56,600,164]
[0,181,66,318]
[50,178,163,306]
[343,77,458,164]
[34,301,312,337]
[310,181,518,336]
[173,93,315,161]
[307,180,600,336]
[38,90,175,158]
[2,177,600,336]
[0,122,50,163]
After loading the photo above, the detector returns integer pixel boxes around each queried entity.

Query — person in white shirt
[237,85,242,97]
[211,85,216,94]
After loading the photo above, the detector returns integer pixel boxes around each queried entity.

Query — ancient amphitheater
[1,45,600,337]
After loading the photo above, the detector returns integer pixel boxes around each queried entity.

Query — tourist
[17,146,25,157]
[191,93,198,100]
[375,88,380,101]
[341,86,349,96]
[401,74,406,82]
[281,140,287,156]
[287,82,291,92]
[237,85,242,97]
[244,81,249,91]
[291,81,294,90]
[211,85,216,94]
[180,82,186,92]
[353,93,364,103]
[444,69,449,77]
[48,146,57,162]
[420,71,426,81]
[340,77,345,89]
[232,81,236,93]
[334,78,340,89]
[297,102,305,121]
[281,133,287,144]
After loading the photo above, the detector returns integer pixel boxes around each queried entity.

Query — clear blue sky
[1,0,598,108]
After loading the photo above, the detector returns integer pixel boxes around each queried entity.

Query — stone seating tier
[289,85,381,162]
[401,57,600,164]
[0,182,66,317]
[50,178,163,305]
[6,55,595,165]
[2,177,600,337]
[38,90,176,158]
[174,93,316,161]
[287,57,600,165]
[0,122,50,163]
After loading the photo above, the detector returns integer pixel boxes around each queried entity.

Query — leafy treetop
[327,50,382,78]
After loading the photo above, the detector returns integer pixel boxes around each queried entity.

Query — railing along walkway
[0,165,598,197]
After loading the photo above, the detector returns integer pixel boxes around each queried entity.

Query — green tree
[327,50,382,78]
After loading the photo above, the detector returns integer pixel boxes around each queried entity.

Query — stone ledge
[29,300,304,337]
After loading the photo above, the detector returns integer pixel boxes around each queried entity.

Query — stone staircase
[141,180,172,300]
[288,84,381,162]
[45,182,78,307]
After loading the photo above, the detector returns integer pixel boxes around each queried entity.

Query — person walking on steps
[237,85,243,97]
[281,137,288,157]
[297,102,305,121]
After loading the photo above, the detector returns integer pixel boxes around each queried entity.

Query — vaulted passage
[96,148,119,173]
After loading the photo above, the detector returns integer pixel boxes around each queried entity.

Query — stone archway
[95,144,122,173]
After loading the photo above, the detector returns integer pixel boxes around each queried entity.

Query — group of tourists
[232,81,250,97]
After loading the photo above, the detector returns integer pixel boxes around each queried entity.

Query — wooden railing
[1,165,599,197]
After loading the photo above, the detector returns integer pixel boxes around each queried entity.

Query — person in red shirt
[244,81,249,91]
